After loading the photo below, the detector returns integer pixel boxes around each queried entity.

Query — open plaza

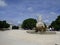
[0,30,60,45]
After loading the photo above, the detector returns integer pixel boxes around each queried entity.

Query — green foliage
[22,18,37,30]
[50,15,60,31]
[0,20,10,30]
[44,23,47,28]
[12,26,19,29]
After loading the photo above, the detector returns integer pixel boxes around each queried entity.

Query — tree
[49,15,60,31]
[0,20,10,30]
[22,18,37,30]
[12,26,19,29]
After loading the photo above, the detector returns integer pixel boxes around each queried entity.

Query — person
[49,27,52,31]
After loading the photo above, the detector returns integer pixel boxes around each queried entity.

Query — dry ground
[0,30,60,45]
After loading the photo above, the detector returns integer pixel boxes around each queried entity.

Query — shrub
[12,26,19,29]
[0,20,10,31]
[22,18,37,30]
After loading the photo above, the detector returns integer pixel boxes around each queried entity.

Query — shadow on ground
[26,30,56,35]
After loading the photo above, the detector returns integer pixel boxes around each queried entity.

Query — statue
[27,15,56,34]
[35,15,46,32]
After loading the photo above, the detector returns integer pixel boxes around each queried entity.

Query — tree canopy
[49,15,60,31]
[22,18,37,30]
[0,20,10,30]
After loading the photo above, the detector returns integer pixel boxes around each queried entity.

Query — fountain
[35,15,46,32]
[27,15,56,34]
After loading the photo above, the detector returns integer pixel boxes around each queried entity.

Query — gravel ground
[0,30,60,45]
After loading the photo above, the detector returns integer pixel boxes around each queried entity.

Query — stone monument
[35,15,46,32]
[27,15,56,34]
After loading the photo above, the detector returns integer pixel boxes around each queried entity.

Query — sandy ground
[0,30,60,45]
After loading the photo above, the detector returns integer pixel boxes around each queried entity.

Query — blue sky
[0,0,60,25]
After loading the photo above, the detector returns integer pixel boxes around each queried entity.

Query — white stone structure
[36,15,45,28]
[9,24,13,30]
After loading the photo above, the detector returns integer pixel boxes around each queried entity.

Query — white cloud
[46,16,51,19]
[27,7,33,12]
[44,20,49,23]
[17,21,21,24]
[0,0,7,7]
[36,13,42,16]
[50,12,57,15]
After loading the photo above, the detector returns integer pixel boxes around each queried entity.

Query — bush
[22,18,37,30]
[0,20,10,30]
[12,26,19,29]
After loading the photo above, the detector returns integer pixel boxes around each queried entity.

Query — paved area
[0,30,60,45]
